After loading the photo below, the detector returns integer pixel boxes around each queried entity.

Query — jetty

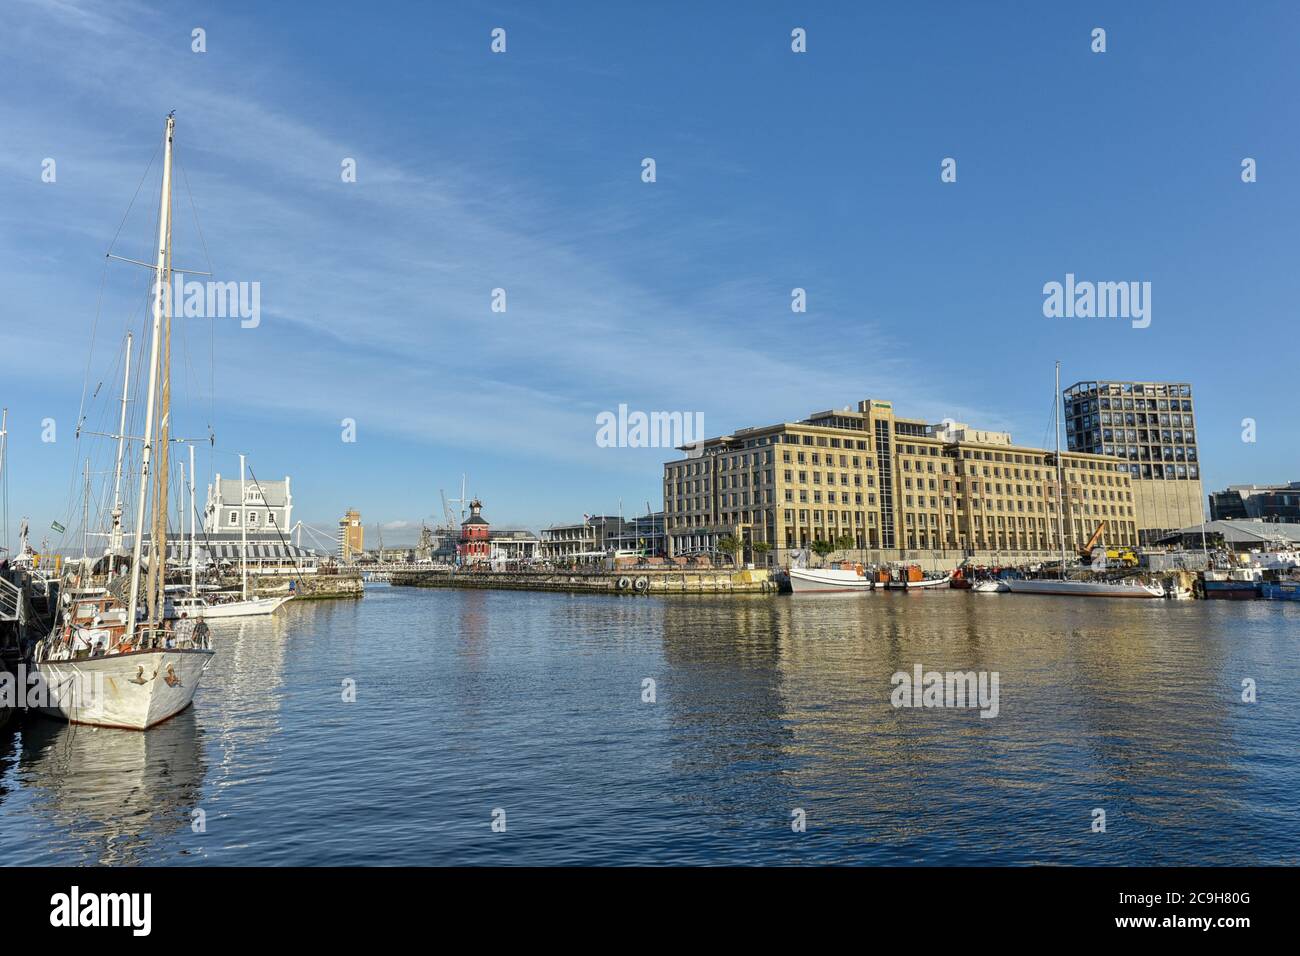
[389,567,777,595]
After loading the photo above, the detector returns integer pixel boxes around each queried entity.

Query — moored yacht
[30,114,215,729]
[1005,577,1164,598]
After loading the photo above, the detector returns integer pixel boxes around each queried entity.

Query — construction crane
[1078,520,1139,567]
[439,490,456,530]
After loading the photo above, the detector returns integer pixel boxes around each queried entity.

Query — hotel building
[663,399,1139,565]
[1062,380,1203,545]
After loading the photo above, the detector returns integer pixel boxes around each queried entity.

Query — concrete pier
[389,568,777,595]
[218,569,365,601]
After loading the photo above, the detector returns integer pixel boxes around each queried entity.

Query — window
[229,510,239,525]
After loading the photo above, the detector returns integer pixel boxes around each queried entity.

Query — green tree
[834,534,855,560]
[751,541,772,566]
[716,535,743,568]
[810,539,835,566]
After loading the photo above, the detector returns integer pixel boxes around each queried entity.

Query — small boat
[972,579,1009,593]
[1005,577,1165,598]
[788,564,874,593]
[883,565,952,590]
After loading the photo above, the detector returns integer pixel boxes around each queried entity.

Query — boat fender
[617,576,632,590]
[634,576,649,592]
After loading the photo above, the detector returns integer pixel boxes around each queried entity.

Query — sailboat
[171,452,293,619]
[1005,362,1164,599]
[31,114,215,729]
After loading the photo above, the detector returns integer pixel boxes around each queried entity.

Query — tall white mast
[108,332,132,560]
[126,113,174,643]
[240,452,248,600]
[190,443,197,598]
[1055,360,1066,576]
[81,457,90,559]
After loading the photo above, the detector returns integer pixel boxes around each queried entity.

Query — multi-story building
[489,528,541,561]
[205,474,293,537]
[663,399,1139,565]
[540,515,625,562]
[1062,380,1203,545]
[1209,482,1300,522]
[337,508,363,562]
[607,512,666,556]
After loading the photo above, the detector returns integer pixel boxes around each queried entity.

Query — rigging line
[74,137,161,465]
[246,463,306,588]
[174,148,217,454]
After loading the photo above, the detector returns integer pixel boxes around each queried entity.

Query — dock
[389,567,778,595]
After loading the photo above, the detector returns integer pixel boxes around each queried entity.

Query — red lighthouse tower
[458,498,491,566]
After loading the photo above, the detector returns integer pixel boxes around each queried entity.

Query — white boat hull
[176,595,292,619]
[34,648,215,730]
[1005,578,1165,599]
[789,568,874,593]
[972,580,1010,593]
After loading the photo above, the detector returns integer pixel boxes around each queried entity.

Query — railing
[0,577,19,621]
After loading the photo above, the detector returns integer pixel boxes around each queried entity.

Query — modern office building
[663,398,1139,565]
[1062,380,1203,545]
[1209,482,1300,522]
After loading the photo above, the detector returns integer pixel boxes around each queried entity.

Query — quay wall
[218,571,364,601]
[389,568,777,595]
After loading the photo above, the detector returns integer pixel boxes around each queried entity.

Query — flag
[50,520,66,533]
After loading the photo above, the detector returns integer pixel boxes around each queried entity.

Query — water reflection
[15,711,205,865]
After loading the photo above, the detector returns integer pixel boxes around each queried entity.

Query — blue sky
[1,0,1296,549]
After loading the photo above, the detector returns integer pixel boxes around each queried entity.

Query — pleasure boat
[788,564,874,593]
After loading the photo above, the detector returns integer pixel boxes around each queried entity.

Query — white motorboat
[789,566,874,593]
[972,579,1010,593]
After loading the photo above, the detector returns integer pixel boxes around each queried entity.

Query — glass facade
[1062,380,1199,483]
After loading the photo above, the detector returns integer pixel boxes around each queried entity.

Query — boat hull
[177,595,292,619]
[1005,578,1164,598]
[1261,582,1300,601]
[34,648,214,730]
[972,580,1010,593]
[1202,581,1260,600]
[885,574,952,590]
[788,569,874,593]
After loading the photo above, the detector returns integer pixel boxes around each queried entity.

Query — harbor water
[1,584,1297,865]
